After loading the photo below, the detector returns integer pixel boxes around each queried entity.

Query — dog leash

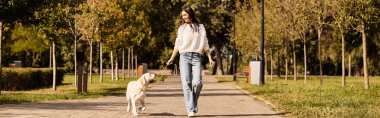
[159,65,168,80]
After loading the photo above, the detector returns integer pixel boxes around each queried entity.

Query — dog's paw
[133,113,139,117]
[126,107,130,112]
[139,107,146,111]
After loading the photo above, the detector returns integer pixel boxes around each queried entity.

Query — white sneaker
[188,112,195,117]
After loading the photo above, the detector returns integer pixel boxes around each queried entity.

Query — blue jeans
[179,52,203,113]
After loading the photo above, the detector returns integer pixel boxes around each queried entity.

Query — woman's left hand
[205,49,214,67]
[209,59,215,67]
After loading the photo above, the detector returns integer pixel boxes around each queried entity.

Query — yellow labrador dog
[126,73,156,116]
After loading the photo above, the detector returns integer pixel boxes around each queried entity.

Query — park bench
[234,66,250,83]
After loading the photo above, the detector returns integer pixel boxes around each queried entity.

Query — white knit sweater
[174,23,210,54]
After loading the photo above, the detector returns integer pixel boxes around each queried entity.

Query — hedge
[0,68,64,91]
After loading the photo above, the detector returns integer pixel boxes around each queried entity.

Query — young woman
[166,6,214,117]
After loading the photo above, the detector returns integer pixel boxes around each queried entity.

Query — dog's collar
[135,82,146,91]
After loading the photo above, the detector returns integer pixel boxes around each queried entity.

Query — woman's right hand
[166,58,174,65]
[167,49,178,66]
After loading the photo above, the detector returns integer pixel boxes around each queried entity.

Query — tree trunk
[131,48,134,77]
[70,19,79,86]
[50,46,52,68]
[115,50,119,81]
[340,28,346,87]
[226,50,229,74]
[53,41,57,91]
[293,40,297,81]
[361,24,368,89]
[128,48,131,79]
[270,49,273,80]
[215,45,224,75]
[36,52,41,67]
[74,39,77,86]
[277,52,280,77]
[264,49,268,75]
[285,42,288,82]
[224,56,226,74]
[303,38,307,84]
[229,49,233,75]
[0,22,2,94]
[111,50,114,81]
[32,52,37,67]
[349,53,351,77]
[229,48,238,76]
[122,48,125,80]
[89,40,93,83]
[100,40,103,82]
[318,28,323,85]
[135,55,137,77]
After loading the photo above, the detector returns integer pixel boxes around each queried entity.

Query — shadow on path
[141,112,287,117]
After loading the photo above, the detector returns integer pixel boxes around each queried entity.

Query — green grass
[0,74,166,105]
[216,76,380,118]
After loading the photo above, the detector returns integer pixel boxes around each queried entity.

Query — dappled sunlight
[0,74,169,104]
[216,76,380,117]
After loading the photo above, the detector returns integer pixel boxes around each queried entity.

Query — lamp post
[0,22,2,94]
[259,0,265,84]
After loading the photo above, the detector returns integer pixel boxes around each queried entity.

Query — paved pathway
[0,75,283,118]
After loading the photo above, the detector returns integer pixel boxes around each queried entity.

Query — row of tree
[0,0,188,91]
[235,0,379,88]
[0,0,240,92]
[1,0,378,91]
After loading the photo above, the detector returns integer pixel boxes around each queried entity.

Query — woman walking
[166,6,214,117]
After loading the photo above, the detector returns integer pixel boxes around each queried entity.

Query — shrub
[1,68,64,90]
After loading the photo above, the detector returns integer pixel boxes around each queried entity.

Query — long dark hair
[181,6,200,32]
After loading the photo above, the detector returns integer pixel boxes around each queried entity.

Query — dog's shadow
[141,112,176,116]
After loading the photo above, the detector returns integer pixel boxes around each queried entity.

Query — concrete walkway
[0,75,283,118]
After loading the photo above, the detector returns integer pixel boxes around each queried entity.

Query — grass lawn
[217,76,380,118]
[0,74,166,105]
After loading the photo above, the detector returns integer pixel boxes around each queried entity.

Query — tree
[34,1,68,91]
[349,0,378,89]
[330,0,352,87]
[119,0,153,77]
[285,0,302,81]
[277,0,294,81]
[10,23,48,67]
[292,0,312,84]
[63,2,84,85]
[76,0,100,83]
[235,1,261,67]
[309,0,331,85]
[78,0,125,82]
[265,0,289,80]
[0,0,49,94]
